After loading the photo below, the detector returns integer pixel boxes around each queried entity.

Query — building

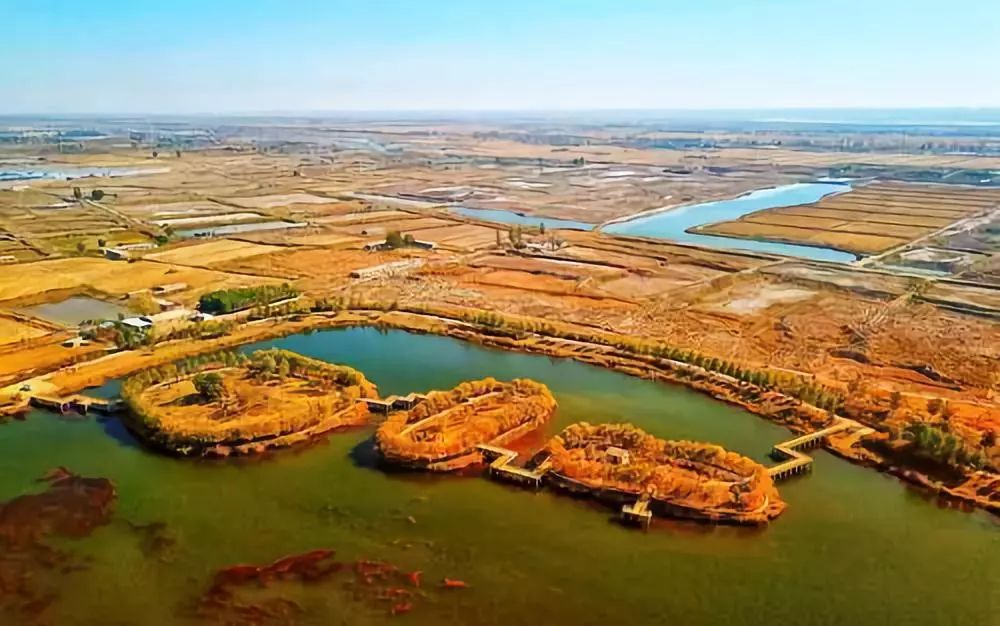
[120,316,154,330]
[362,239,437,252]
[152,282,188,295]
[101,247,130,261]
[606,446,631,465]
[116,242,158,251]
[153,297,181,311]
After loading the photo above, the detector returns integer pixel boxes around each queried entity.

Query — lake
[16,295,130,326]
[0,165,168,183]
[449,206,595,231]
[177,220,307,238]
[0,328,995,625]
[604,182,857,262]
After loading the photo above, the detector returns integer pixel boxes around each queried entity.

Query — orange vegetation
[545,422,785,523]
[376,377,557,470]
[122,349,377,456]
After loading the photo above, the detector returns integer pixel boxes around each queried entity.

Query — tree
[926,398,943,416]
[384,230,405,249]
[539,222,546,235]
[129,292,161,316]
[193,373,225,402]
[495,229,503,248]
[76,241,87,255]
[90,189,105,201]
[72,187,82,200]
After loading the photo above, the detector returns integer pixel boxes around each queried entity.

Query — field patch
[145,240,285,267]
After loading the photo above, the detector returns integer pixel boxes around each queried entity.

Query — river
[604,182,857,262]
[0,328,995,625]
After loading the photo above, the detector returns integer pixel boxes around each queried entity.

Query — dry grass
[0,315,51,345]
[0,258,276,304]
[144,239,286,267]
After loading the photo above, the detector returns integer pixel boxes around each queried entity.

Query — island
[375,377,557,471]
[544,422,786,524]
[121,348,378,456]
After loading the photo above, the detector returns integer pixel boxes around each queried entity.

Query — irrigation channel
[1,328,996,626]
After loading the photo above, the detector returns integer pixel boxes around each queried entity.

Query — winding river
[604,182,857,262]
[0,328,996,625]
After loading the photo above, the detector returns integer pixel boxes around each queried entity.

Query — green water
[1,328,996,625]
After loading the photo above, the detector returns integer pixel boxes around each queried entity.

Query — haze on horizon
[4,0,1000,115]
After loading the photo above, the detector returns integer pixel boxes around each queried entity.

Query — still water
[16,295,130,326]
[0,328,996,625]
[604,182,857,262]
[449,206,595,231]
[177,220,307,238]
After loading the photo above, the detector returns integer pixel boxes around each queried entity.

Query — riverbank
[11,304,999,515]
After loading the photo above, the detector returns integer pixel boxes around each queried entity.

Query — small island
[544,423,785,524]
[121,349,378,456]
[375,377,557,471]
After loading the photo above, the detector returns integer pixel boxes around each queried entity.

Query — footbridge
[363,393,426,414]
[768,418,873,480]
[29,394,124,415]
[477,444,550,489]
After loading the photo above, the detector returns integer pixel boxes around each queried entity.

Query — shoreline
[9,306,998,516]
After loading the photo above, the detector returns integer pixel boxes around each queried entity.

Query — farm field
[0,314,52,345]
[697,183,1000,255]
[0,257,273,304]
[144,239,286,267]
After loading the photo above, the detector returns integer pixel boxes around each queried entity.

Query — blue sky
[3,0,999,113]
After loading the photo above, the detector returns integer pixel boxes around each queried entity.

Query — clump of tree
[193,372,225,402]
[507,225,525,249]
[198,283,298,314]
[128,292,161,316]
[899,422,986,471]
[384,231,416,250]
[244,348,372,392]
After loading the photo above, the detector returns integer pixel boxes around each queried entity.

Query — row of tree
[198,283,298,314]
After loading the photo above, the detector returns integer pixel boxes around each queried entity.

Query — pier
[767,418,872,481]
[29,394,124,415]
[363,393,426,414]
[477,444,550,489]
[621,489,653,529]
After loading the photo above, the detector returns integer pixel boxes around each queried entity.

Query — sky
[3,0,1000,114]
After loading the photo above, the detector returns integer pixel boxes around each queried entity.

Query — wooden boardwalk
[477,444,549,489]
[29,394,124,415]
[621,490,653,529]
[767,418,873,481]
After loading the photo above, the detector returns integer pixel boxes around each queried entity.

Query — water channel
[450,206,595,231]
[604,182,857,262]
[0,328,995,625]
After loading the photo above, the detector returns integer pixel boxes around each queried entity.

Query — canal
[0,328,995,625]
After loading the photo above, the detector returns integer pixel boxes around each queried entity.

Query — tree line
[198,283,298,314]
